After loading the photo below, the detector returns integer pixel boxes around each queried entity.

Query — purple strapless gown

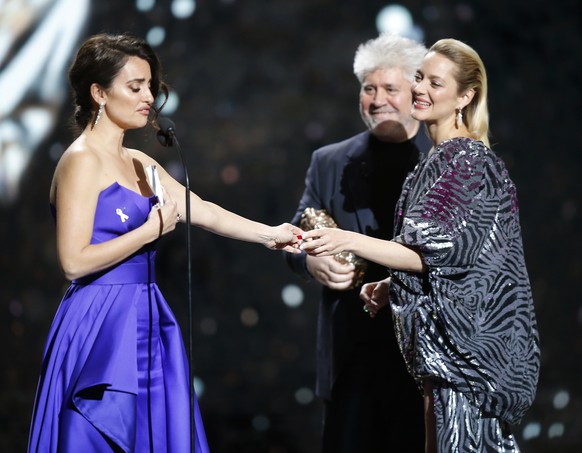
[28,183,209,453]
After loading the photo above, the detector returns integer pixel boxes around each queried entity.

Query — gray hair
[353,33,427,84]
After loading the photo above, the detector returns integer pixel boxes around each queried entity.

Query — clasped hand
[359,277,390,318]
[266,223,304,254]
[306,254,356,290]
[147,200,179,238]
[299,227,352,256]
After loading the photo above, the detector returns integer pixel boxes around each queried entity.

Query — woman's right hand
[299,227,353,257]
[146,199,179,240]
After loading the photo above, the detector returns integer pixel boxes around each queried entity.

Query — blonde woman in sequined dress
[299,39,540,452]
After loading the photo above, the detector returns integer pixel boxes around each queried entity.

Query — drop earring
[92,102,104,129]
[456,108,463,128]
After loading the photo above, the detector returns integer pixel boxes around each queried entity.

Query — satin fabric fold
[29,183,209,452]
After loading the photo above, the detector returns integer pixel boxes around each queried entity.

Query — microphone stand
[165,128,195,453]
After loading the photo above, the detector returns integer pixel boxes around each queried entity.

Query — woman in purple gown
[28,33,302,453]
[299,39,539,451]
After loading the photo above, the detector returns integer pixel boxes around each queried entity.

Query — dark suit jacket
[286,129,431,400]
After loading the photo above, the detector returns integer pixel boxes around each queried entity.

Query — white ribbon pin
[116,208,129,222]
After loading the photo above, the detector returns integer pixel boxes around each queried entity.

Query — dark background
[1,0,580,451]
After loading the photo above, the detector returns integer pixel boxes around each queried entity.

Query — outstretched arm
[299,228,425,273]
[138,151,303,253]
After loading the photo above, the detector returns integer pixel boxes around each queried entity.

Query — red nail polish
[297,235,303,240]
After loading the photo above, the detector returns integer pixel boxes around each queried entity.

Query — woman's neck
[83,124,126,157]
[426,120,472,148]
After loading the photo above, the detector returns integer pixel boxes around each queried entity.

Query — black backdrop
[1,0,580,451]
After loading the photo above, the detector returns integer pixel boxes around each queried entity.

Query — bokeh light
[171,0,196,19]
[553,389,570,410]
[375,4,424,41]
[523,422,542,441]
[136,0,155,12]
[281,284,304,308]
[146,26,166,47]
[294,387,315,405]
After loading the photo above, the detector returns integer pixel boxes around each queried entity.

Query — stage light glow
[136,0,156,12]
[156,90,180,116]
[376,4,412,35]
[376,4,424,41]
[294,387,314,405]
[548,422,565,439]
[147,26,166,47]
[193,376,205,397]
[553,389,570,410]
[281,284,304,308]
[241,307,259,327]
[0,0,89,203]
[522,422,542,440]
[0,121,28,202]
[172,0,196,19]
[220,164,240,185]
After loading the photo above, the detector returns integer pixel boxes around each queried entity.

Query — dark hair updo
[67,33,169,131]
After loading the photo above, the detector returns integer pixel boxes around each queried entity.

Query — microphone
[156,116,176,147]
[155,116,196,452]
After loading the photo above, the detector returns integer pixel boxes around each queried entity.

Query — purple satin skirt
[28,259,209,452]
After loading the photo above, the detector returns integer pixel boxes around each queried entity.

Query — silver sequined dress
[390,137,540,451]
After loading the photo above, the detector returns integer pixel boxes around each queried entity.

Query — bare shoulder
[50,140,103,203]
[59,143,101,171]
[54,145,102,185]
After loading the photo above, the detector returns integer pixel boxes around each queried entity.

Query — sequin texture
[390,138,540,451]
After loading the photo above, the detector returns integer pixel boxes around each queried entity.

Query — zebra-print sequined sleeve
[395,139,501,271]
[390,138,540,426]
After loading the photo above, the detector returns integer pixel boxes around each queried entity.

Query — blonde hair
[429,39,490,147]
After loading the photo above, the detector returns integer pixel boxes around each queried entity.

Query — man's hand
[306,254,356,290]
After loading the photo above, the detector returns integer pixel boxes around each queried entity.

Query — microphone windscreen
[158,116,176,135]
[156,117,176,147]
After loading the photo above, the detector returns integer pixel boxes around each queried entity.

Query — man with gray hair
[286,33,429,452]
